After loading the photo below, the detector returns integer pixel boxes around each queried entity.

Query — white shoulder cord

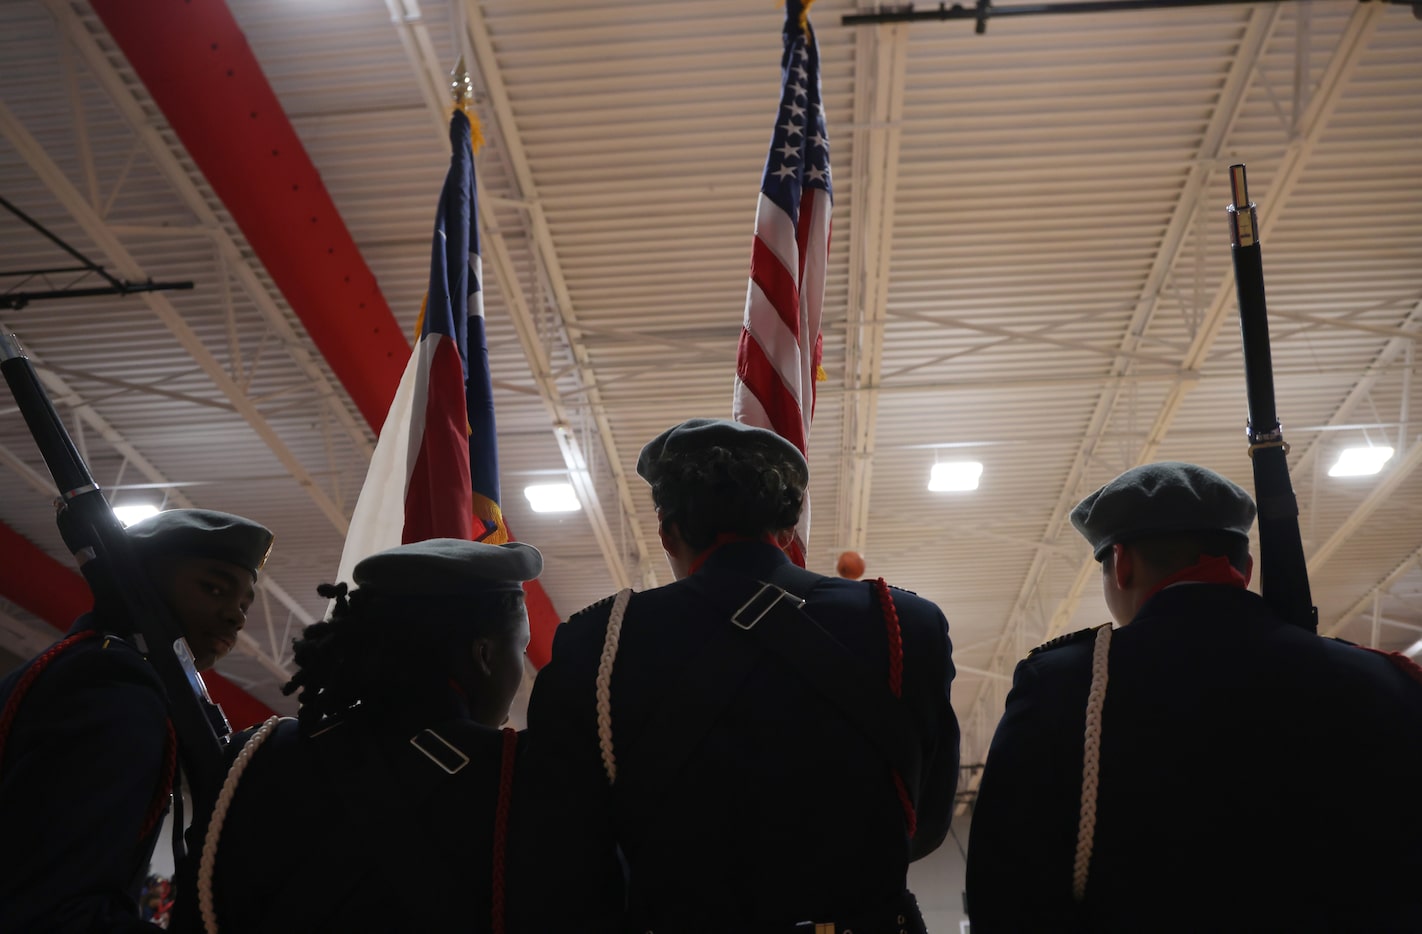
[1072,624,1113,903]
[199,714,282,934]
[595,588,633,786]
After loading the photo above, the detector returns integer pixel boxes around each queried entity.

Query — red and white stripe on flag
[733,12,831,569]
[334,327,473,587]
[734,186,830,567]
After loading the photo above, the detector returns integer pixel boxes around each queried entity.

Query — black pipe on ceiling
[843,0,1422,34]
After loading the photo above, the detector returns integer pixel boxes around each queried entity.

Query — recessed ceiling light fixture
[524,482,581,513]
[1327,446,1393,478]
[928,461,983,492]
[113,503,161,527]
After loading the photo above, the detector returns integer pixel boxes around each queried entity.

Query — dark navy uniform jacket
[517,541,959,933]
[966,583,1422,933]
[0,616,169,934]
[183,695,519,934]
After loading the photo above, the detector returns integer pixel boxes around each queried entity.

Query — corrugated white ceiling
[1,0,1419,759]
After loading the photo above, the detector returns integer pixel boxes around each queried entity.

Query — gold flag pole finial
[449,56,484,151]
[451,55,474,106]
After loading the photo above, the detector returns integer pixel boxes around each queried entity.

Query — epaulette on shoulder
[568,593,618,620]
[1028,623,1109,657]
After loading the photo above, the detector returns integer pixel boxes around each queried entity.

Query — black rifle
[0,331,230,803]
[1227,164,1318,633]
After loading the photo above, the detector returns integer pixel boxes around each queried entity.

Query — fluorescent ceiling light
[929,461,983,492]
[1327,446,1393,478]
[113,504,161,527]
[524,482,581,513]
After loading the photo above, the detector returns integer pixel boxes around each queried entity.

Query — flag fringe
[473,492,509,544]
[454,100,486,154]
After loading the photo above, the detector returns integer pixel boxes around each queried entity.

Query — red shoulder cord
[490,726,517,934]
[871,578,917,840]
[0,630,176,843]
[0,630,100,764]
[139,718,178,841]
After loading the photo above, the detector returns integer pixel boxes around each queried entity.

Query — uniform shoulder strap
[1030,625,1103,657]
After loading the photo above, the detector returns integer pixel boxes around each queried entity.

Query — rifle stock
[0,331,229,802]
[1227,164,1318,632]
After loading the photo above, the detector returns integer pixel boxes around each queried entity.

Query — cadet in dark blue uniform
[183,538,541,934]
[966,462,1422,932]
[518,418,959,934]
[0,509,272,934]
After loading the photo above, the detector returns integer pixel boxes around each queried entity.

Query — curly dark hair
[281,582,524,732]
[650,443,805,551]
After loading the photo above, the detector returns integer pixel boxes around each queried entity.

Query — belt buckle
[730,582,803,631]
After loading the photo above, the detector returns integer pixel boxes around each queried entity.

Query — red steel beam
[88,0,561,665]
[89,0,407,432]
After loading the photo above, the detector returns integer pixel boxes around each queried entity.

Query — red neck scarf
[1142,554,1249,603]
[688,533,781,575]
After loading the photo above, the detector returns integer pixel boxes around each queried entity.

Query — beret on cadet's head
[126,509,274,578]
[352,539,543,598]
[635,418,809,486]
[1071,461,1256,561]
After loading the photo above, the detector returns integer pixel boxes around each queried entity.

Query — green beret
[126,508,273,578]
[352,539,543,597]
[636,418,808,486]
[1071,462,1256,560]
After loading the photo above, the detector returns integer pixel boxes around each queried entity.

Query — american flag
[732,0,832,568]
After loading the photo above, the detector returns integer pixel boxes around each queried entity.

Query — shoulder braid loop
[199,715,282,934]
[1072,623,1113,902]
[595,588,634,785]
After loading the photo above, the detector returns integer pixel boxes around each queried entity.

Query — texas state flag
[335,107,506,586]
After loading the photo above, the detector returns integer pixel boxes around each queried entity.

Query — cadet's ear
[1242,554,1254,587]
[1110,543,1135,591]
[658,518,680,554]
[471,637,494,677]
[772,527,795,550]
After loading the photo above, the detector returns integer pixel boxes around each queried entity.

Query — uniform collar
[68,612,127,642]
[1139,554,1248,606]
[371,684,470,737]
[1132,575,1266,625]
[694,539,791,577]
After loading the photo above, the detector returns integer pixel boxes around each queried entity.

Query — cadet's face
[473,608,531,728]
[153,556,257,671]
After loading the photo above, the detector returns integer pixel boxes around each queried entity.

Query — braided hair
[282,581,524,733]
[651,443,804,551]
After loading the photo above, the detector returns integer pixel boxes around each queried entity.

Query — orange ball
[835,550,866,579]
